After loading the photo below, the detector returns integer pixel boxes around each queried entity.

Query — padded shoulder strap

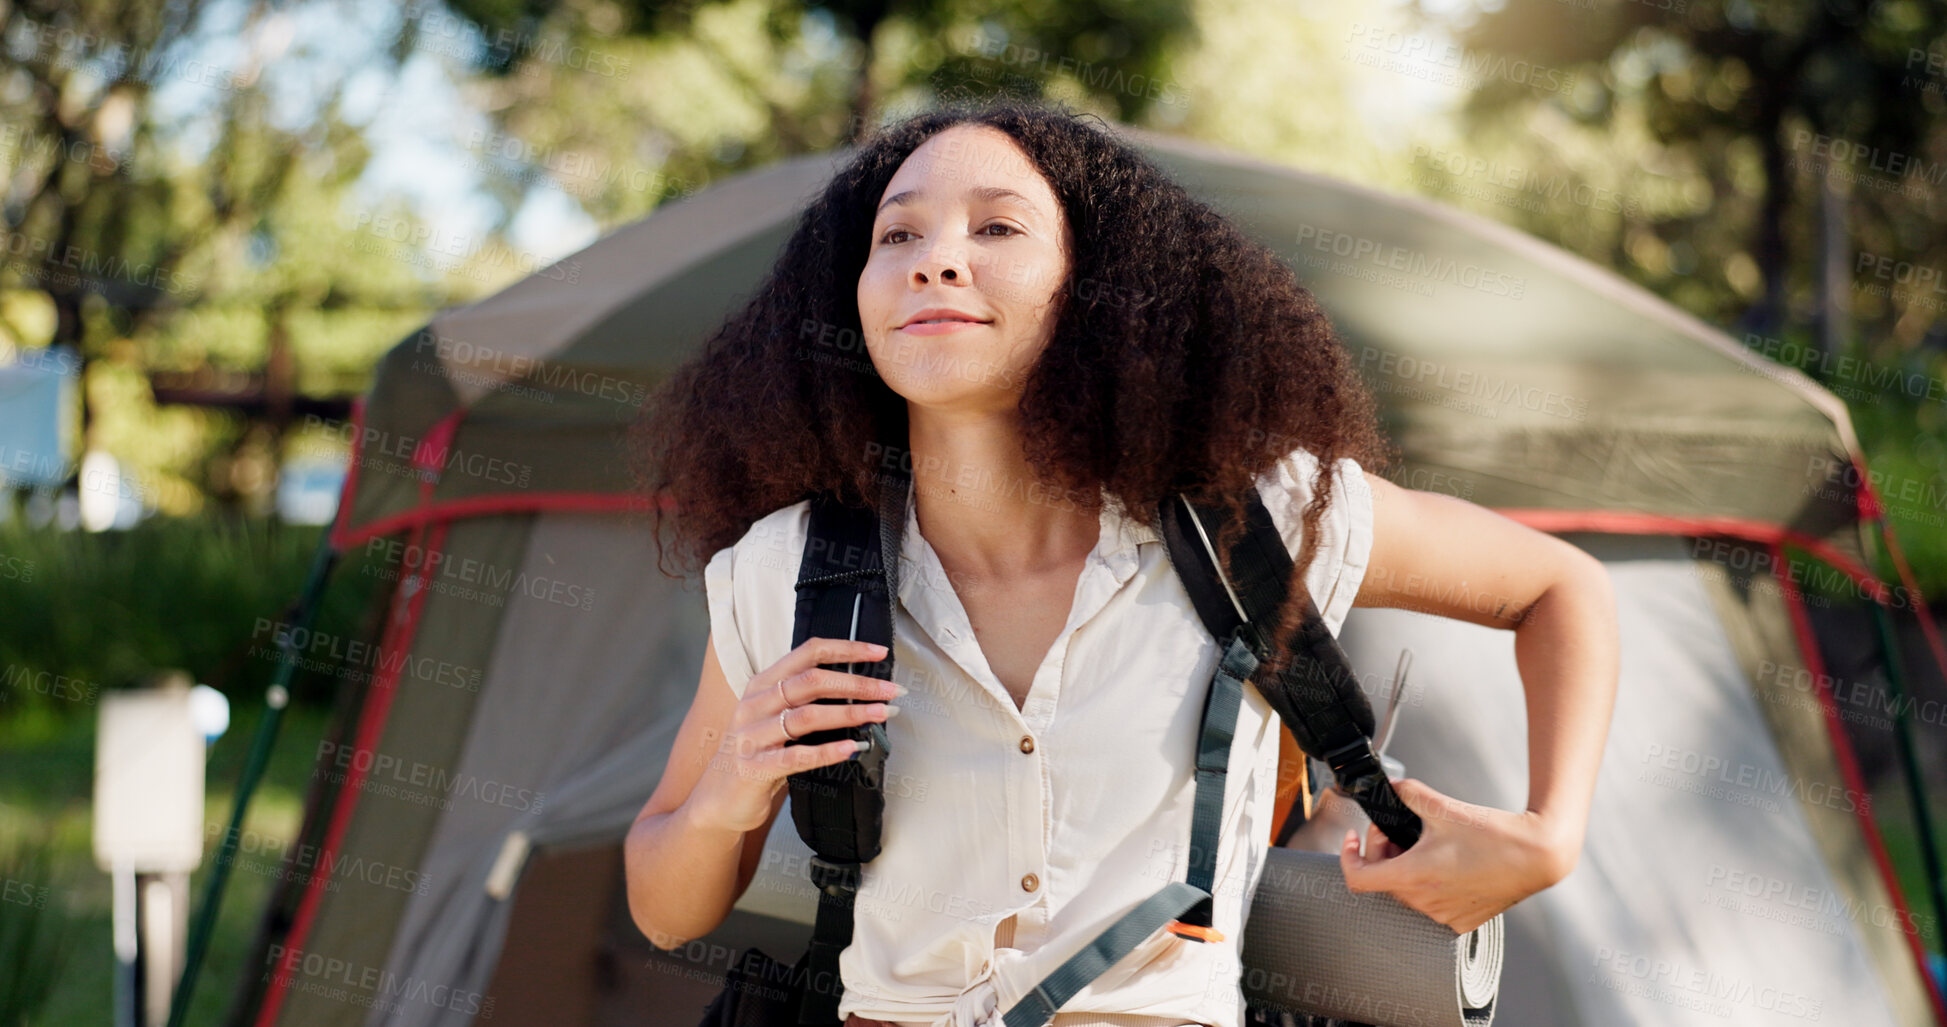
[784,472,908,1026]
[1159,489,1421,850]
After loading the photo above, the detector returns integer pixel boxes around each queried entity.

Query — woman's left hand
[1338,777,1578,934]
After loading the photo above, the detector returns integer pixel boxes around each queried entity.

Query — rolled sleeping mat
[1241,847,1504,1027]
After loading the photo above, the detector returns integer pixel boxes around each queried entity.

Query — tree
[423,0,1198,227]
[0,0,470,517]
[1442,0,1947,351]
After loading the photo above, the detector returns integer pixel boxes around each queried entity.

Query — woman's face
[858,123,1072,415]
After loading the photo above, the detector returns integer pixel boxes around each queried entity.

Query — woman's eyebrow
[876,185,1042,217]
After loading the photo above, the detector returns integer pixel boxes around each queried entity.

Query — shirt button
[1018,735,1035,754]
[1021,873,1039,892]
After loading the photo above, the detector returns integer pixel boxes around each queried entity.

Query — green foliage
[0,833,76,1027]
[1453,0,1947,334]
[0,518,382,716]
[1846,383,1947,601]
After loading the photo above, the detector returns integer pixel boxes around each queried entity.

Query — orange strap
[1165,920,1225,943]
[1268,729,1309,843]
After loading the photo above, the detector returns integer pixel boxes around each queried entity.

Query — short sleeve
[701,501,812,700]
[1254,448,1375,636]
[703,545,760,697]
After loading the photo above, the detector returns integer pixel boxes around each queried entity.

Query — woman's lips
[898,320,991,335]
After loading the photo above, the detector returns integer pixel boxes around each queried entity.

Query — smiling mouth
[898,318,992,332]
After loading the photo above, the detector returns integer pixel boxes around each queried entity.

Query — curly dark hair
[632,97,1391,670]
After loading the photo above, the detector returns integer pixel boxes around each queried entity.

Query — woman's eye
[878,224,1017,245]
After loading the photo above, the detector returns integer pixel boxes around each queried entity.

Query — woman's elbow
[1534,541,1616,627]
[624,815,693,951]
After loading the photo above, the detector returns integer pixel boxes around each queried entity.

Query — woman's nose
[912,243,970,284]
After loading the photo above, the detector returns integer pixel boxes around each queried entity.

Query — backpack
[778,466,1420,1027]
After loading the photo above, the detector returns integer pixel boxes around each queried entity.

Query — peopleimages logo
[1293,225,1527,299]
[263,945,495,1018]
[410,332,648,408]
[314,740,546,814]
[1704,863,1927,938]
[363,537,598,613]
[1639,742,1870,815]
[250,619,485,692]
[208,823,431,896]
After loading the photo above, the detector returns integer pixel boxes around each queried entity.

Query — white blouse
[703,447,1375,1027]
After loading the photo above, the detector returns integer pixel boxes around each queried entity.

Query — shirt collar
[894,478,1159,600]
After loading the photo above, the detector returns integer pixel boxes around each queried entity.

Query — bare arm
[624,634,896,949]
[1339,472,1619,930]
[1354,471,1618,858]
[624,637,780,948]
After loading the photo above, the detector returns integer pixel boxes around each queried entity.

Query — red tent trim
[255,518,449,1027]
[1774,543,1947,1026]
[1494,508,1886,599]
[331,491,665,550]
[1496,506,1944,1022]
[260,416,465,1026]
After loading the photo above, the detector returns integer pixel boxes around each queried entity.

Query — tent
[209,123,1947,1027]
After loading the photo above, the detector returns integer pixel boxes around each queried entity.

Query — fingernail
[869,643,889,655]
[889,683,909,698]
[882,704,901,719]
[850,738,874,759]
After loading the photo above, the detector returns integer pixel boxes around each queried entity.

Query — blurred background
[3,0,1946,1023]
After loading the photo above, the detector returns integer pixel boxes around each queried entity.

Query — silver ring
[779,706,800,742]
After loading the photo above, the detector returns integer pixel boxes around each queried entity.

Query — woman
[625,99,1618,1027]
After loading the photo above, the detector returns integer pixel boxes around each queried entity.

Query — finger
[1363,821,1405,860]
[765,638,890,697]
[1341,829,1407,895]
[766,737,865,777]
[1340,830,1372,890]
[765,664,898,718]
[779,700,893,744]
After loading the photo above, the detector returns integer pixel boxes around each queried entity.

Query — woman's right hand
[684,637,901,835]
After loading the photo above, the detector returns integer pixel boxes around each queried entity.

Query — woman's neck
[904,405,1101,580]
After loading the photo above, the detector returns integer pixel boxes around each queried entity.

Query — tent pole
[166,533,340,1027]
[1869,598,1947,960]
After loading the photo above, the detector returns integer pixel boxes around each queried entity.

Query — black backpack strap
[786,470,909,1025]
[1159,490,1421,850]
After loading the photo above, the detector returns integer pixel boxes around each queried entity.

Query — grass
[0,700,334,1026]
[0,515,384,1024]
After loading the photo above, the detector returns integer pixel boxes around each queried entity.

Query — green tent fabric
[226,126,1939,1027]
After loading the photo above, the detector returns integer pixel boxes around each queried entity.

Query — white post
[113,859,138,1027]
[95,674,206,1027]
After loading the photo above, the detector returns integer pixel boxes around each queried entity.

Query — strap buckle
[807,855,860,895]
[1320,735,1400,817]
[1319,735,1380,784]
